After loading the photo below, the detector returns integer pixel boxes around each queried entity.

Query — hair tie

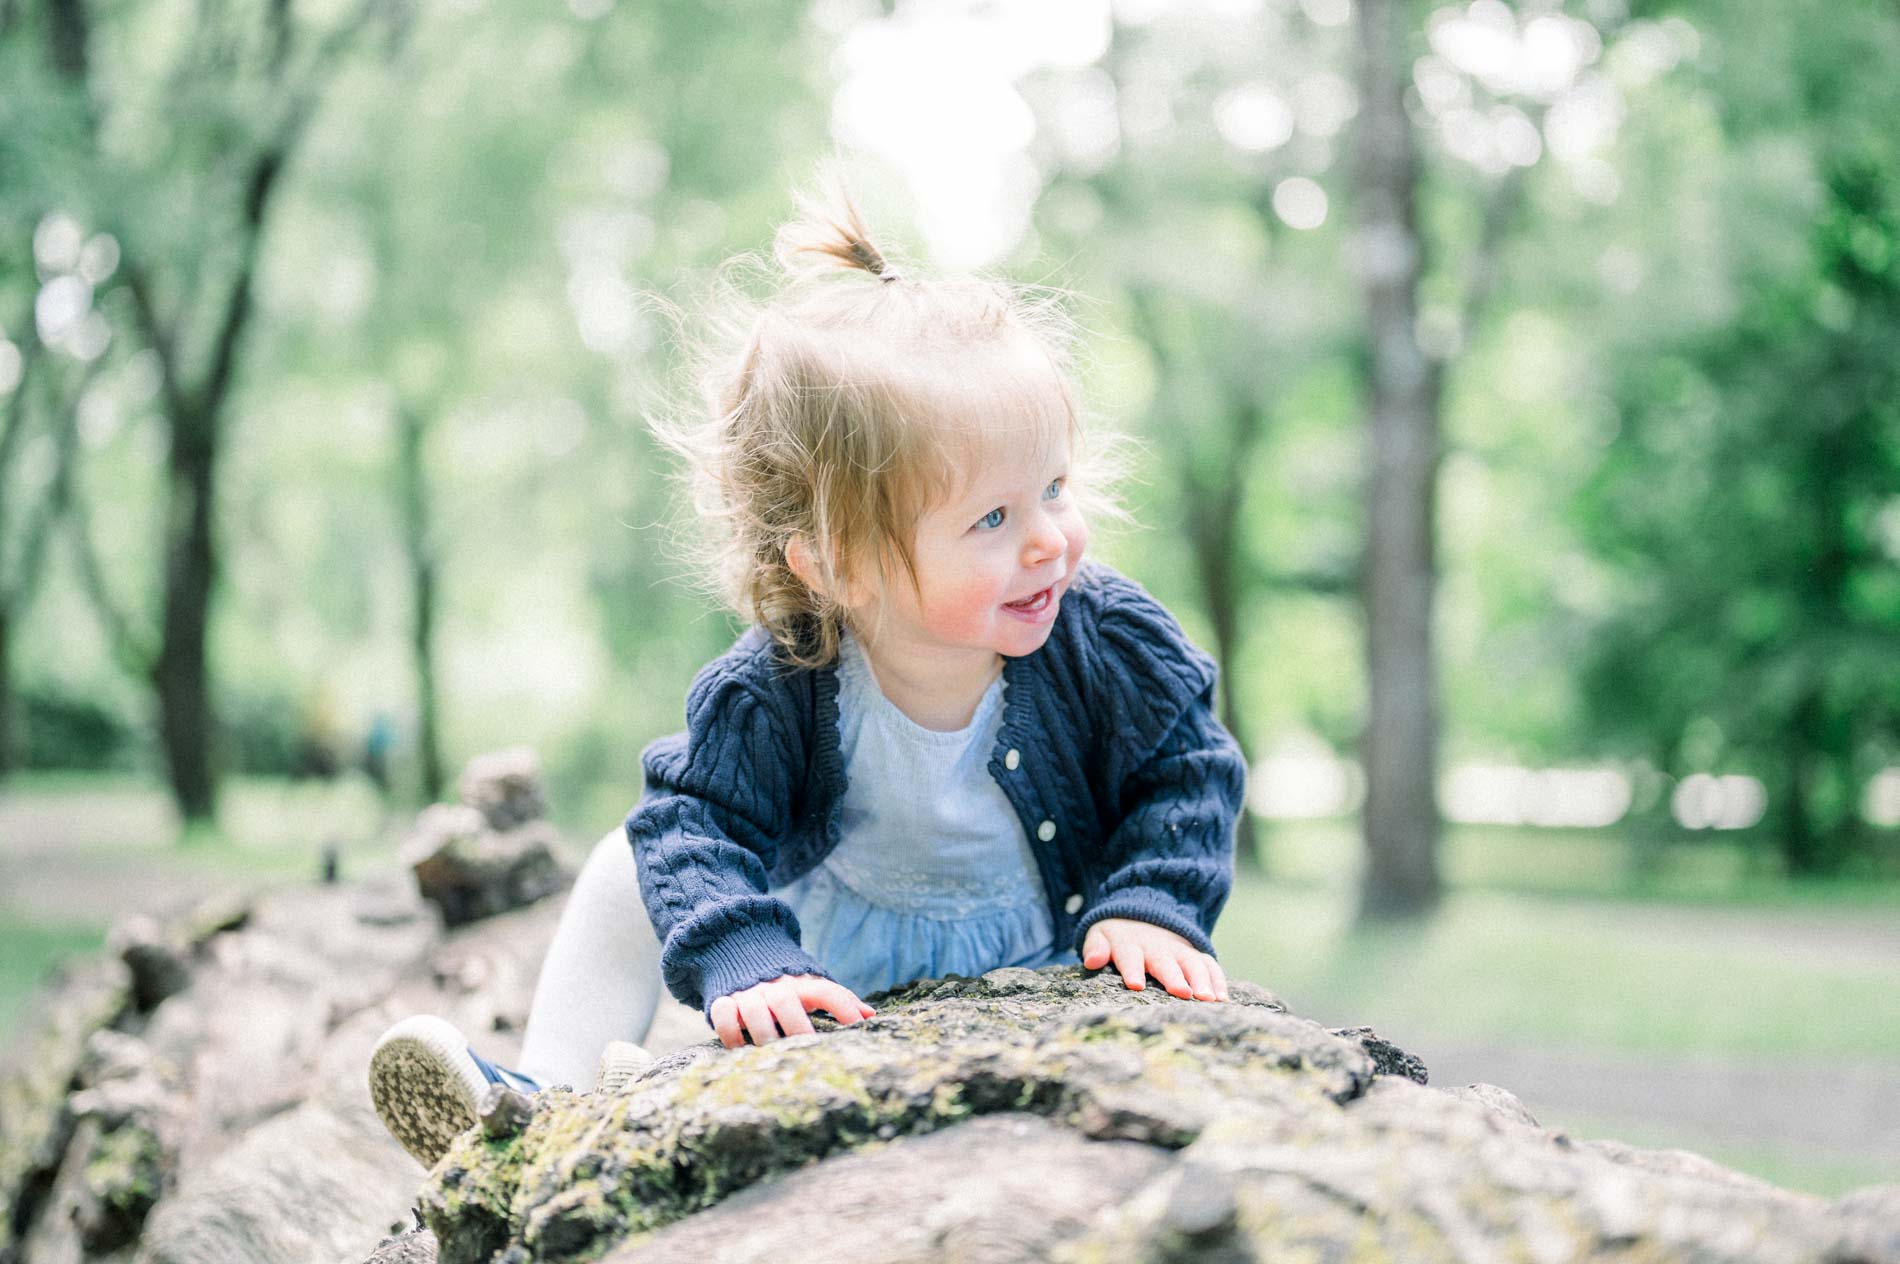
[879,267,902,283]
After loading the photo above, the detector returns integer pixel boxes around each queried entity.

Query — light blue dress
[772,627,1082,998]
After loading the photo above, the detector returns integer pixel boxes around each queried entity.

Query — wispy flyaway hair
[645,160,1138,670]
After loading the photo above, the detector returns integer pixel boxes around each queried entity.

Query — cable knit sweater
[624,559,1248,1022]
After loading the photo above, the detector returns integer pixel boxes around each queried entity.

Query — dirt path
[1417,1036,1900,1181]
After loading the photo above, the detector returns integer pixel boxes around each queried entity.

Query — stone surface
[415,967,1900,1264]
[457,747,551,833]
[0,956,132,1264]
[0,748,587,1264]
[404,755,574,929]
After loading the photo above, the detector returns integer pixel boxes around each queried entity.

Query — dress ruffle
[775,862,1078,999]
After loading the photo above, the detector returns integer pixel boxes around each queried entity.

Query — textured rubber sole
[594,1040,655,1095]
[368,1015,489,1169]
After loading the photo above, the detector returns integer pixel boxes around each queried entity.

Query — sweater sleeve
[626,657,838,1023]
[1072,580,1247,958]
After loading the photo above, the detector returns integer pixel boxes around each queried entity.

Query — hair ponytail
[773,165,905,285]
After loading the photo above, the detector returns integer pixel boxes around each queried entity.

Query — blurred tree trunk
[396,400,445,803]
[1115,280,1266,875]
[147,395,225,820]
[1182,392,1264,873]
[47,0,390,827]
[1351,0,1444,920]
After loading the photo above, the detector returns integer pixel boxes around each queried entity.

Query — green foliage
[0,0,1896,893]
[0,920,106,1036]
[1569,3,1900,876]
[15,682,138,771]
[217,687,305,777]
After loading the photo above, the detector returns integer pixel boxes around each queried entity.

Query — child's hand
[710,974,877,1050]
[1081,918,1229,1002]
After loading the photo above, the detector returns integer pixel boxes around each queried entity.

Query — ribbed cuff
[1073,887,1216,959]
[691,919,837,1026]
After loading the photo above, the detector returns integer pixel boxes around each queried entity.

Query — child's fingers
[1153,954,1194,1000]
[1181,955,1217,1001]
[801,979,874,1026]
[1111,939,1146,991]
[710,996,745,1050]
[738,990,780,1045]
[1208,958,1230,1001]
[771,988,818,1038]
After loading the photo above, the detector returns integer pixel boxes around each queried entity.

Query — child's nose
[1024,508,1067,561]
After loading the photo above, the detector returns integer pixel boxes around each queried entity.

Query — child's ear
[788,534,872,609]
[785,534,824,592]
[787,534,847,603]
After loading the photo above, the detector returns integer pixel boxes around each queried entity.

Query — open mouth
[1003,586,1053,612]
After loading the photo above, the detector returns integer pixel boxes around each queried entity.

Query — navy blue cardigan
[625,560,1248,1022]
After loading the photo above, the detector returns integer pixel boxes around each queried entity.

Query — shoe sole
[368,1015,489,1169]
[594,1040,656,1095]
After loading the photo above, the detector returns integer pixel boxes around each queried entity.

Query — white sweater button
[1005,748,1020,770]
[1037,819,1056,842]
[1064,893,1083,914]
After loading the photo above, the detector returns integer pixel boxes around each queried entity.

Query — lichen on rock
[411,965,1900,1264]
[417,967,1370,1263]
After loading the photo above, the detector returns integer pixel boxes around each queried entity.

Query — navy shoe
[368,1015,543,1169]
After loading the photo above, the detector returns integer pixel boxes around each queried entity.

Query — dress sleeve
[1073,581,1247,958]
[627,659,837,1022]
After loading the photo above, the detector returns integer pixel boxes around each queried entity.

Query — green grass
[0,773,411,1033]
[0,919,110,1032]
[1260,818,1900,909]
[1212,870,1900,1062]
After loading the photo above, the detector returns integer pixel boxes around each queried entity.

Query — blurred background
[1,0,1895,1199]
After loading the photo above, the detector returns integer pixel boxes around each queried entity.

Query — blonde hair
[646,162,1139,671]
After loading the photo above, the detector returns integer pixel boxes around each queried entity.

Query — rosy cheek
[945,575,1003,629]
[1065,513,1090,567]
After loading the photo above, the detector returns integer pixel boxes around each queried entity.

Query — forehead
[924,409,1071,515]
[920,354,1072,498]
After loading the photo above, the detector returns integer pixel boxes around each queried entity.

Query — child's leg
[516,825,665,1087]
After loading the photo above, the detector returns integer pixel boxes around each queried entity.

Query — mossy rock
[411,966,1900,1264]
[0,955,133,1261]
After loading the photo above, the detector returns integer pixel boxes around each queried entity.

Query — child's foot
[368,1015,542,1168]
[593,1040,655,1095]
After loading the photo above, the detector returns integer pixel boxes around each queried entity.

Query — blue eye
[974,479,1063,531]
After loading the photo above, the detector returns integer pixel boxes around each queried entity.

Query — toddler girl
[368,170,1248,1169]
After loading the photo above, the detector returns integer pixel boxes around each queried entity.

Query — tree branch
[62,459,156,677]
[198,0,390,417]
[46,0,89,79]
[124,262,190,419]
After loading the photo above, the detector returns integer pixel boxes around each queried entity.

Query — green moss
[77,1122,164,1251]
[0,956,133,1257]
[82,1124,162,1208]
[424,970,1387,1262]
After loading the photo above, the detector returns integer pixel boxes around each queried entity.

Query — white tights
[516,828,668,1087]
